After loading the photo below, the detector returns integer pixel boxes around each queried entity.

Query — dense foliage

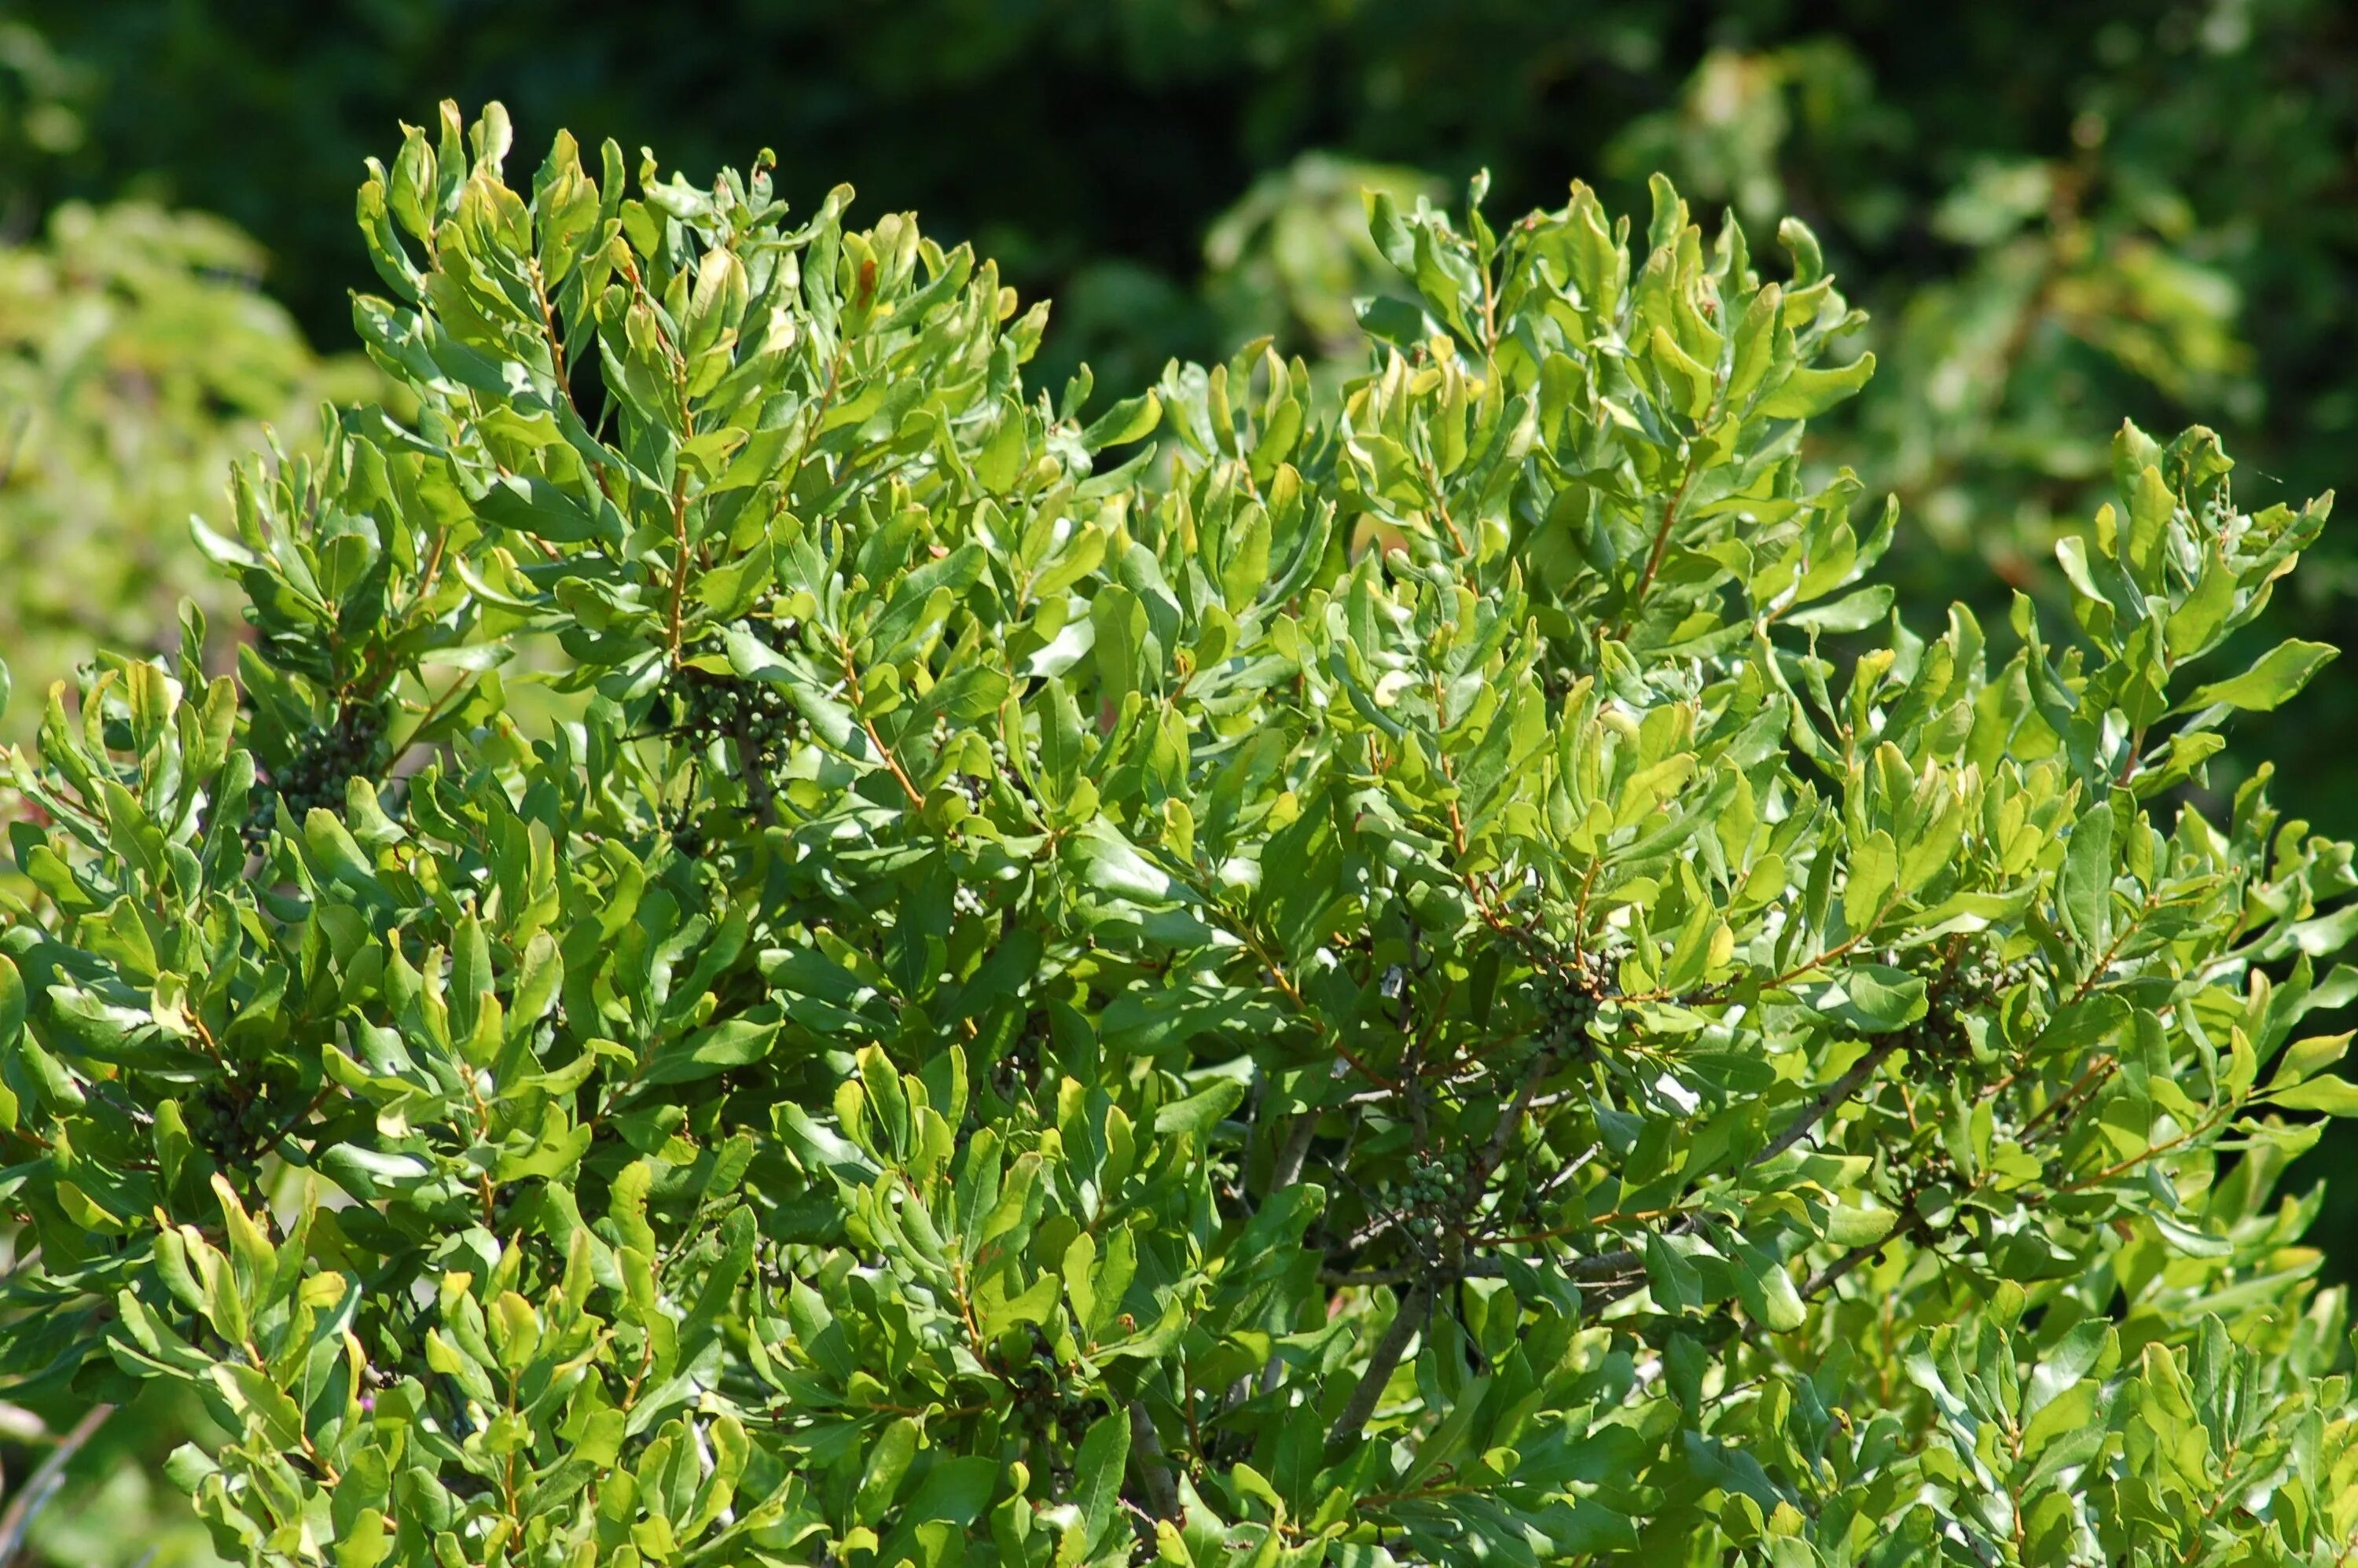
[3,105,2358,1564]
[9,0,2358,870]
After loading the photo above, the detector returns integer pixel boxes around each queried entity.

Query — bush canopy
[2,104,2356,1566]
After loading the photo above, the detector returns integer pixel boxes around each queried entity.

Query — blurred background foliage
[0,197,384,725]
[0,1,2354,1560]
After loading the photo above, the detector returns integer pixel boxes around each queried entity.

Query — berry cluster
[1949,950,2033,1000]
[659,633,807,842]
[998,1325,1104,1445]
[1393,1148,1470,1240]
[184,1081,278,1162]
[663,663,803,768]
[1536,957,1613,1054]
[246,701,388,844]
[938,722,1038,813]
[1897,948,2033,1079]
[989,733,1038,776]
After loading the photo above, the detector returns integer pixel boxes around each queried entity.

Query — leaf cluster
[2,105,2356,1566]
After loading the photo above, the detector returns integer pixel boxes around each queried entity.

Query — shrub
[3,103,2356,1566]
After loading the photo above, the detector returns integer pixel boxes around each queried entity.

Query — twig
[1617,451,1702,636]
[1802,1205,1928,1300]
[0,1403,115,1566]
[1325,1250,1641,1290]
[1326,1280,1432,1460]
[834,638,926,808]
[666,479,693,658]
[1752,1037,1901,1169]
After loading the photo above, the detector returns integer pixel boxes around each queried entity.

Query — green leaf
[2266,1032,2352,1093]
[1069,820,1178,904]
[1153,1077,1247,1136]
[854,1418,918,1526]
[2269,1074,2358,1115]
[1644,1231,1702,1313]
[477,472,620,547]
[1089,584,1149,708]
[317,1145,433,1199]
[1725,284,1783,404]
[1843,829,1900,934]
[641,1019,780,1085]
[2175,639,2338,715]
[2059,801,2114,953]
[1732,1243,1806,1331]
[1824,1204,1897,1247]
[901,1454,1000,1529]
[1802,964,1926,1034]
[0,955,24,1048]
[1647,326,1713,421]
[1755,352,1875,419]
[2147,1211,2234,1257]
[1081,391,1162,451]
[1072,1409,1131,1551]
[1783,584,1893,634]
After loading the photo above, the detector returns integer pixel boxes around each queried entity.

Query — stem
[1226,920,1396,1091]
[1416,453,1471,556]
[1753,1037,1901,1168]
[780,341,847,501]
[2017,1052,2117,1144]
[1803,1204,1927,1300]
[1618,450,1702,636]
[1326,1280,1432,1460]
[835,637,927,808]
[0,1403,114,1566]
[527,259,590,431]
[666,480,692,658]
[390,669,480,758]
[2058,1112,2220,1194]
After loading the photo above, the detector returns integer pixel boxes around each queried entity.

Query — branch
[1270,1056,1354,1193]
[1802,1204,1928,1301]
[1326,1280,1432,1460]
[1324,1261,1500,1287]
[1752,1037,1901,1169]
[1339,1248,1647,1291]
[1273,1114,1320,1192]
[1471,1048,1555,1189]
[1616,443,1705,637]
[0,1402,113,1567]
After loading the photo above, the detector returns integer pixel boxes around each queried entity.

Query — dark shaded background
[2,3,2344,452]
[10,2,2357,612]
